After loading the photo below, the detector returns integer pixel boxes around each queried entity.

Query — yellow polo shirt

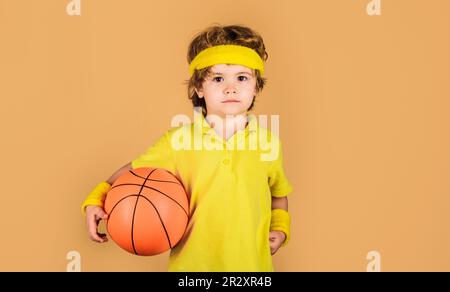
[131,113,293,271]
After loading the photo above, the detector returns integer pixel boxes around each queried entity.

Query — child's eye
[212,77,223,82]
[238,76,248,81]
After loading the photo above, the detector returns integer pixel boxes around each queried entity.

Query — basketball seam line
[108,194,140,220]
[106,194,141,244]
[129,169,181,185]
[110,183,189,217]
[138,195,173,249]
[130,168,188,193]
[109,194,174,253]
[145,169,173,250]
[131,169,156,255]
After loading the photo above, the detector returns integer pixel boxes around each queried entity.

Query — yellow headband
[189,45,265,76]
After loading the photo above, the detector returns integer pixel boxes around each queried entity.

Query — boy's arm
[270,196,290,252]
[81,162,132,214]
[106,162,132,185]
[271,196,288,211]
[270,196,288,240]
[83,162,133,243]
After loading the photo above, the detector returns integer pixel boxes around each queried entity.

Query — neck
[205,114,248,140]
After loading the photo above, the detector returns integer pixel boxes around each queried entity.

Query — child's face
[196,64,257,118]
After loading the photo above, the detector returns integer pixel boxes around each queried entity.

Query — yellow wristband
[81,181,111,216]
[270,209,291,247]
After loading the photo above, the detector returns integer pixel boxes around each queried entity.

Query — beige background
[0,0,449,271]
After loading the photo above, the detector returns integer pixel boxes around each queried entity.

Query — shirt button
[222,158,230,165]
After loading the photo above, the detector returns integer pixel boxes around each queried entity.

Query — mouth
[222,99,240,103]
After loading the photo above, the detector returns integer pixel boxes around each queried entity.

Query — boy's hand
[85,205,109,243]
[269,230,286,255]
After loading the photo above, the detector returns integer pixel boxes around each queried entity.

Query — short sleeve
[268,141,293,197]
[131,131,177,174]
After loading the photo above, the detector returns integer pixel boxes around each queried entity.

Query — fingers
[97,233,109,242]
[269,231,284,255]
[97,209,109,220]
[88,223,106,243]
[87,209,109,243]
[270,240,281,255]
[94,212,108,222]
[270,243,279,255]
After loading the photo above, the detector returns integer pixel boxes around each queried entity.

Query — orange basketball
[104,167,189,256]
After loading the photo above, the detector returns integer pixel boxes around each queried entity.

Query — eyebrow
[210,71,253,76]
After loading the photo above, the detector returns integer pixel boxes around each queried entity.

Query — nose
[224,83,237,95]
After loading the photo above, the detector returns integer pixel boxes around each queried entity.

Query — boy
[82,25,293,271]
